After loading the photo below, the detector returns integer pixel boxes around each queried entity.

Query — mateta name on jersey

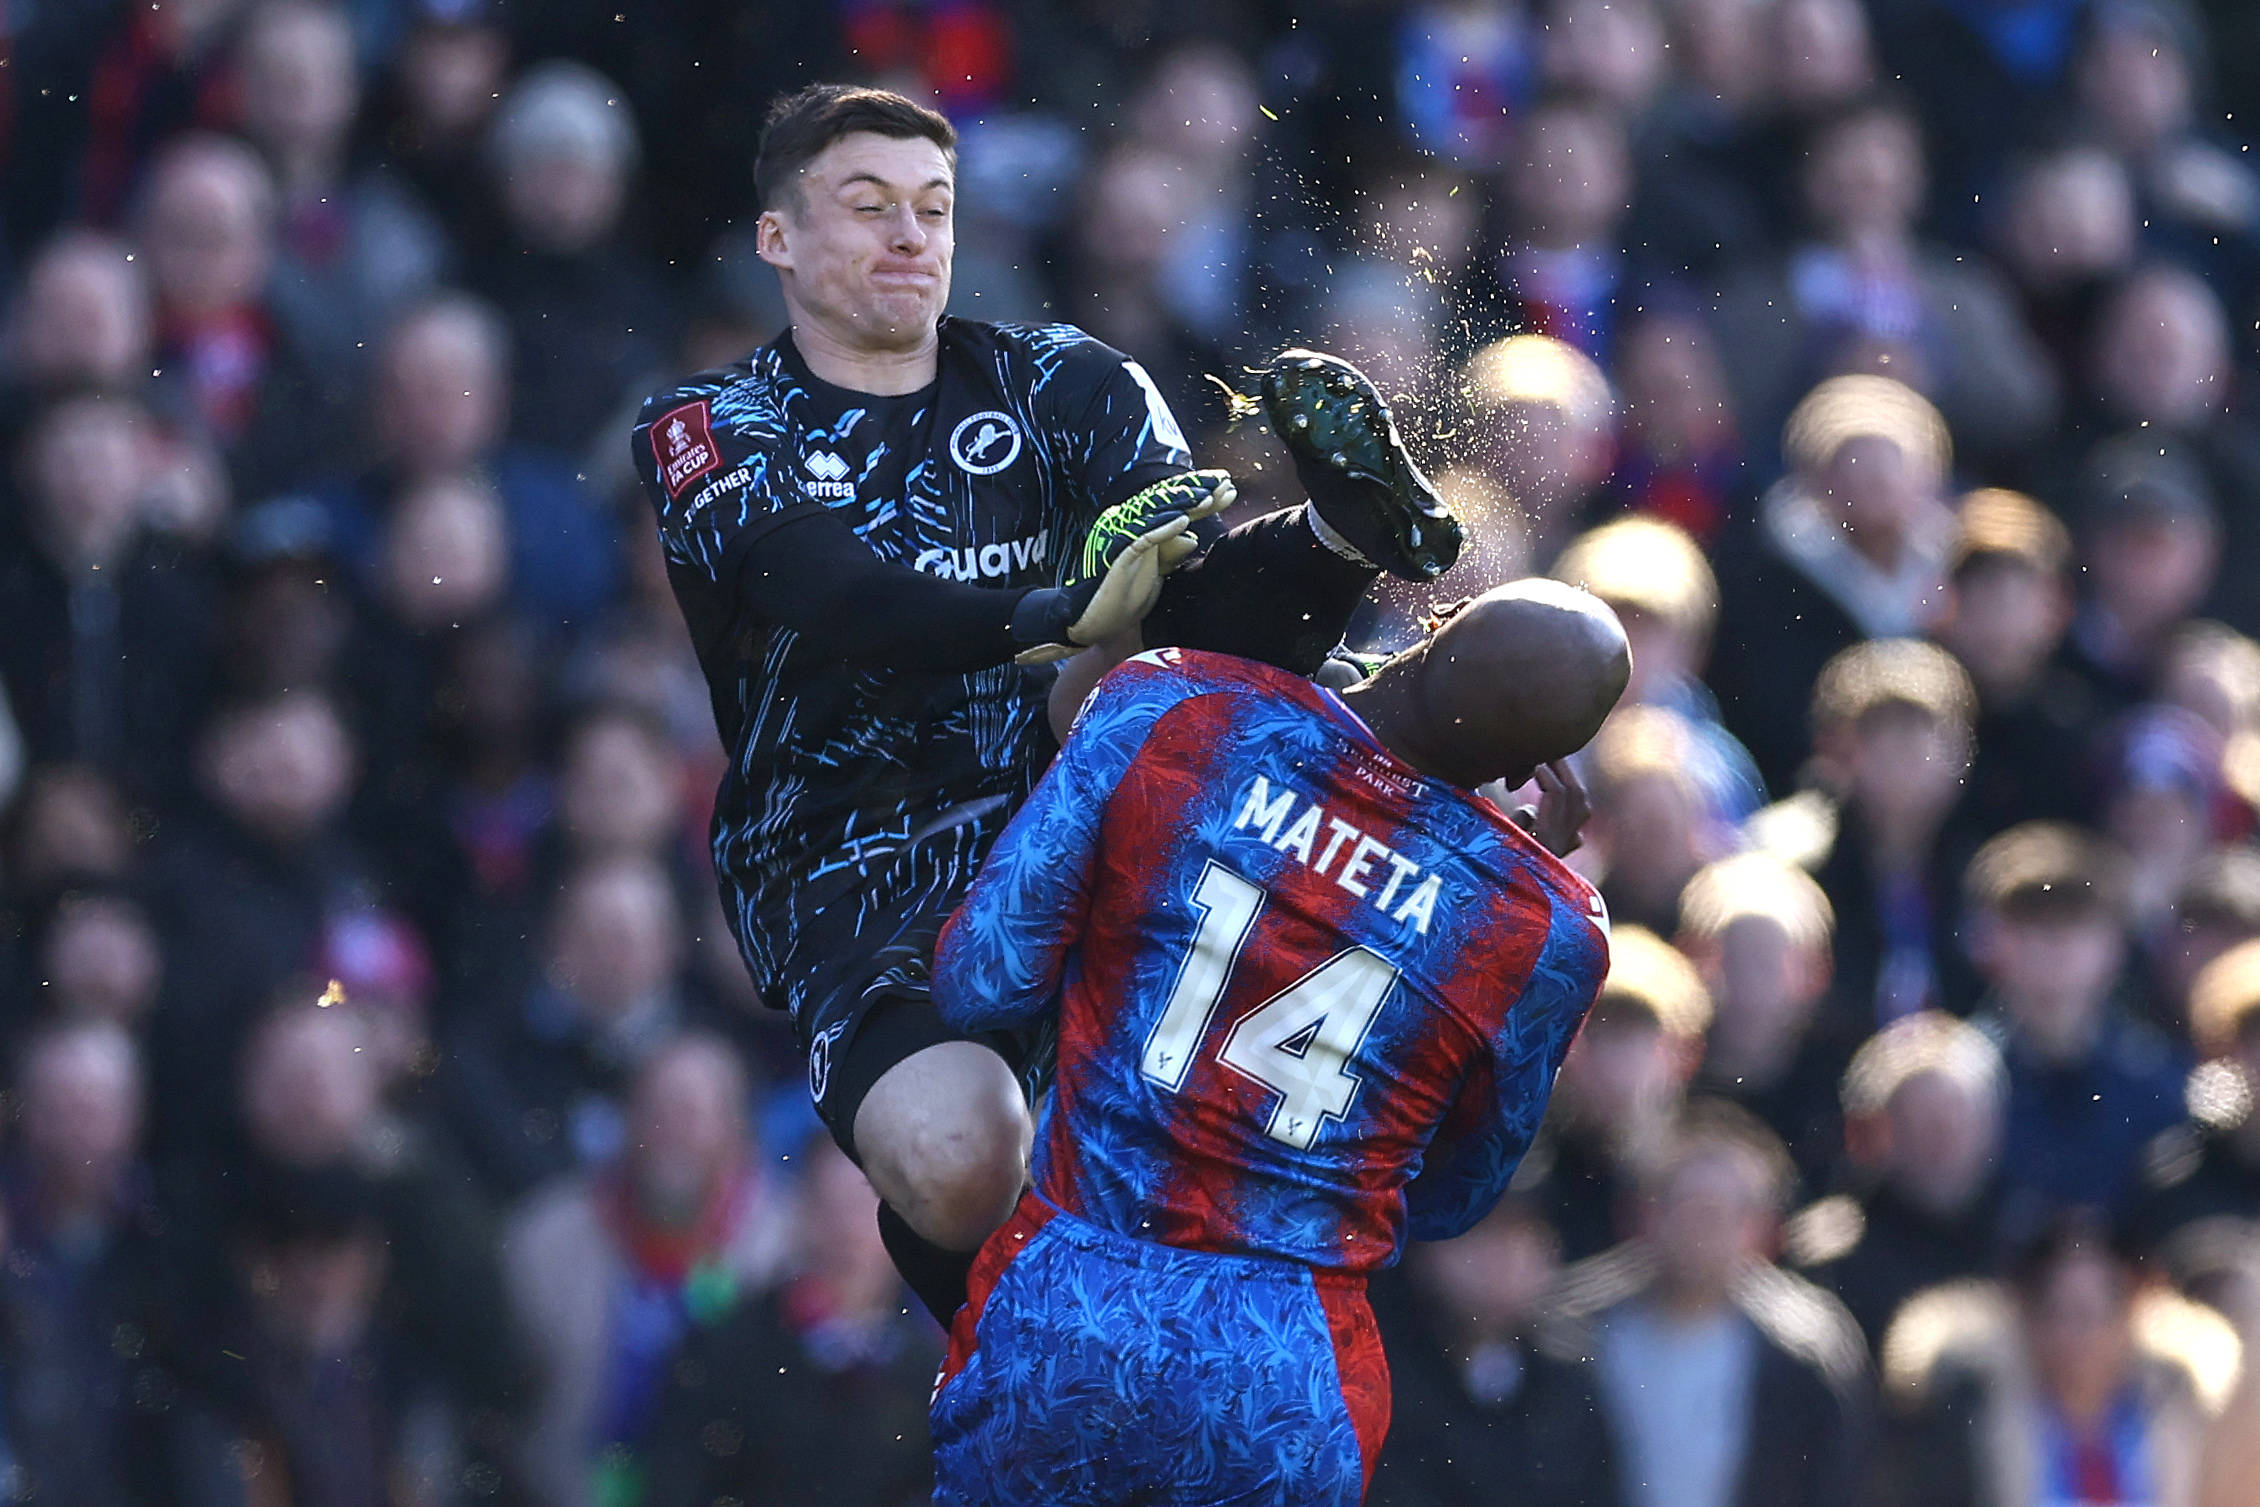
[1232,775,1445,935]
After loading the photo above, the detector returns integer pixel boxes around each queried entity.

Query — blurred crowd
[4,0,2260,1504]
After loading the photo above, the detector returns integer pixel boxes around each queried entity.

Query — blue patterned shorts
[930,1193,1390,1506]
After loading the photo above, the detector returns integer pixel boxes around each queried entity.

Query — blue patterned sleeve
[1405,903,1610,1241]
[934,652,1210,1031]
[631,380,806,590]
[1036,327,1197,512]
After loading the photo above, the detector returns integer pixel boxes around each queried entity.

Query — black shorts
[786,894,1054,1161]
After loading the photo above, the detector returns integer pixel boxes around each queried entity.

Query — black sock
[877,1200,978,1326]
[1145,505,1377,676]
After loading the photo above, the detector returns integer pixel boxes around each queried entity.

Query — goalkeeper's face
[759,131,955,353]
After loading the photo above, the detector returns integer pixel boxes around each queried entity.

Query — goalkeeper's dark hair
[755,83,957,213]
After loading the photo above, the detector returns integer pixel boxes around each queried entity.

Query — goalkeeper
[631,82,1461,1323]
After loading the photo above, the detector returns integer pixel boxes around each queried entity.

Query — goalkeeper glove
[1009,470,1236,664]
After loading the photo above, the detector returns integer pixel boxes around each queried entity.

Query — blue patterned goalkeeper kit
[630,319,1191,1120]
[929,649,1612,1505]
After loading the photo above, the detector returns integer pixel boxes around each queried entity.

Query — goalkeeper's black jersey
[631,318,1192,1014]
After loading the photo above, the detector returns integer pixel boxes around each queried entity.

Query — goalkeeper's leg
[1145,346,1460,676]
[1143,504,1379,676]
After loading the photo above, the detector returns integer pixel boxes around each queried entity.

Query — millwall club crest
[808,1020,848,1106]
[950,411,1023,475]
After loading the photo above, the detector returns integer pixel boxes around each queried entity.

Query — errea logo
[802,449,855,500]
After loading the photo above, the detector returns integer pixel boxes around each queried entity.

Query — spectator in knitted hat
[2098,704,2231,940]
[202,1159,413,1507]
[2073,266,2260,634]
[471,61,672,463]
[2060,402,2230,719]
[235,992,526,1458]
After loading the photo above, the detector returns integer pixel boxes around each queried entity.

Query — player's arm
[749,495,1222,670]
[743,508,1163,670]
[1037,329,1237,552]
[933,655,1205,1030]
[1404,910,1610,1241]
[631,389,1193,670]
[1039,329,1201,514]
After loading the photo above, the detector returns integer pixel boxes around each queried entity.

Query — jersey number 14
[1140,862,1399,1150]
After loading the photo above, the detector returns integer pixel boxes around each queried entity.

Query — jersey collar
[774,326,943,407]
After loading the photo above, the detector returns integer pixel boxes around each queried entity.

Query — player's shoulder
[633,352,791,505]
[1070,649,1307,747]
[1523,834,1608,933]
[1101,647,1319,707]
[1450,784,1603,902]
[954,318,1121,361]
[1445,792,1610,961]
[636,348,784,433]
[953,318,1139,389]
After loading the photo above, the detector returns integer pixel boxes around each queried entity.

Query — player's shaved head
[1349,580,1630,790]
